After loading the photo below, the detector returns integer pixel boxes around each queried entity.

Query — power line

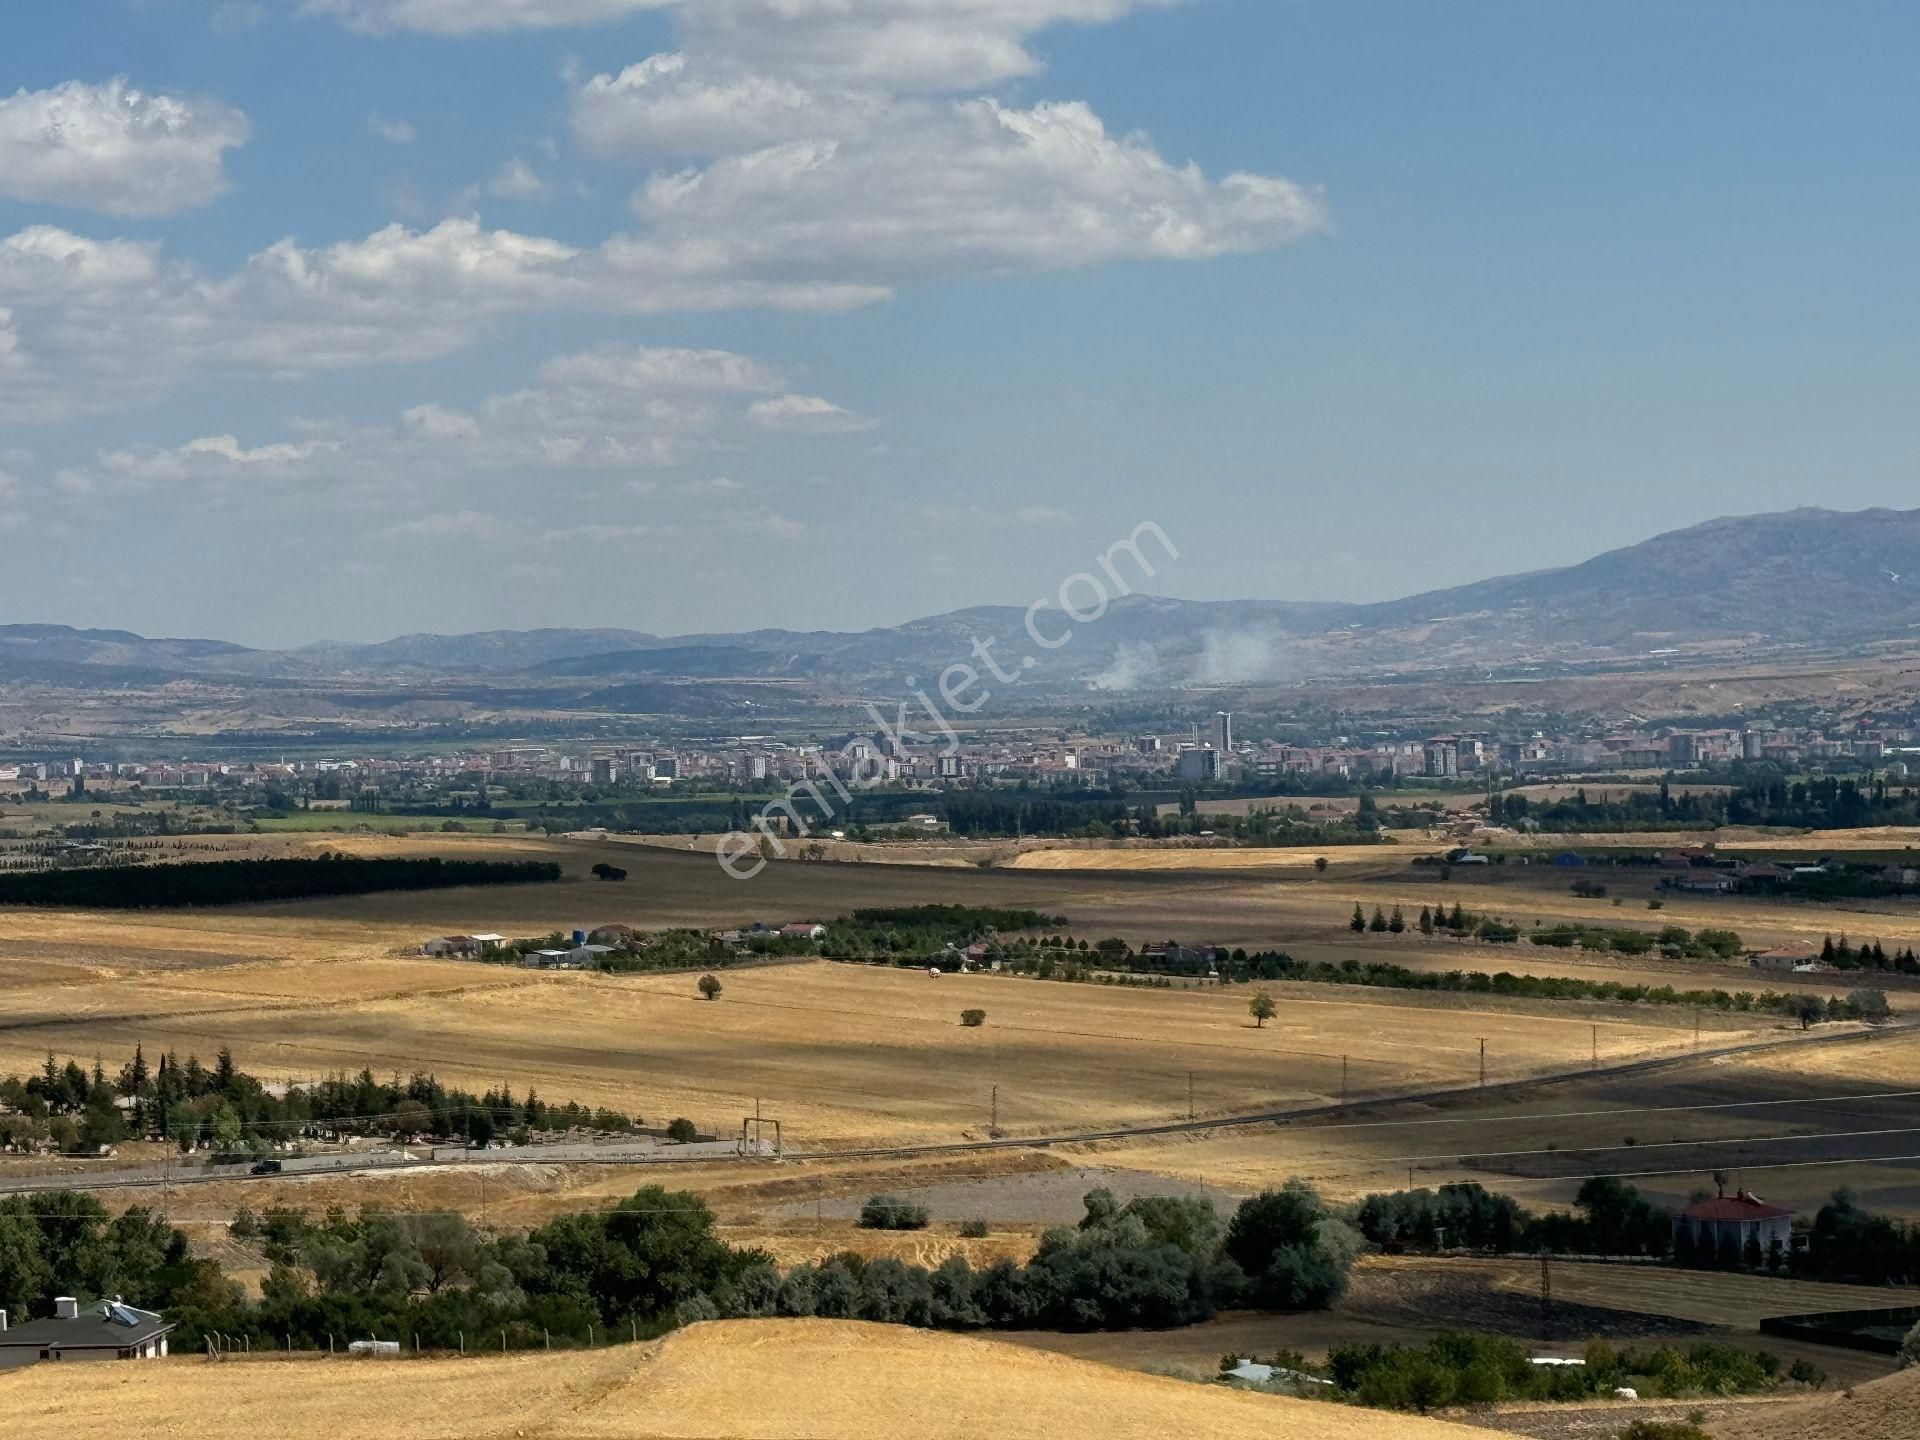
[1344,1124,1920,1171]
[1280,1087,1920,1136]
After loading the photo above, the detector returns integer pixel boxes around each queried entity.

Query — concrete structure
[0,1298,174,1369]
[1213,711,1233,756]
[1175,747,1219,781]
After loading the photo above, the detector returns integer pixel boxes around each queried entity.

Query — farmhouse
[1675,1189,1793,1258]
[779,923,827,941]
[1750,947,1818,974]
[0,1298,174,1369]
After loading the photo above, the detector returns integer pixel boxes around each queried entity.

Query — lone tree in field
[1248,990,1277,1028]
[960,1009,987,1028]
[666,1117,698,1143]
[1314,856,1329,873]
[697,973,723,1002]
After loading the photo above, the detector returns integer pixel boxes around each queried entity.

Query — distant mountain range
[7,507,1920,695]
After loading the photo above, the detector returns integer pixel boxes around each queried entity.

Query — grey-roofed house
[0,1297,175,1369]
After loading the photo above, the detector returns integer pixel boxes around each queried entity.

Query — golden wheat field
[0,1319,1514,1440]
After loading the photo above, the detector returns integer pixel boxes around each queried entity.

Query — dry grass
[1005,844,1376,871]
[1709,1367,1920,1440]
[0,952,1773,1148]
[1430,1255,1914,1328]
[0,1318,1513,1440]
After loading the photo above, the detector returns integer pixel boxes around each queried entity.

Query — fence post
[458,1330,463,1355]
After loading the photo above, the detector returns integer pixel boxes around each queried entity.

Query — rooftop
[0,1298,173,1352]
[1682,1190,1791,1222]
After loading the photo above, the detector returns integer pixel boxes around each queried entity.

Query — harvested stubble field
[0,941,1781,1148]
[1084,1029,1920,1216]
[3,832,1915,1220]
[0,1318,1514,1440]
[37,829,1920,962]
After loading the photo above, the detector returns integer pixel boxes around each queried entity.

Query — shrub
[665,1117,698,1143]
[697,974,723,1001]
[959,1218,990,1239]
[1786,1358,1826,1388]
[960,1009,987,1028]
[1617,1425,1712,1440]
[1899,1317,1920,1369]
[860,1194,932,1231]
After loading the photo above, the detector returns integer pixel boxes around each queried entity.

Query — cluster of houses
[421,927,623,969]
[420,920,834,969]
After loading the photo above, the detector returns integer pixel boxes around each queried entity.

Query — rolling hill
[0,1318,1511,1440]
[4,506,1919,692]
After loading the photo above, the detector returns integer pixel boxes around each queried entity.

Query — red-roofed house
[1676,1188,1792,1259]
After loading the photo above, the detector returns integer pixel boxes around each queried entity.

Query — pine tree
[1822,934,1837,963]
[1418,906,1434,936]
[1388,905,1406,934]
[1449,902,1467,931]
[1369,906,1389,933]
[1350,904,1367,933]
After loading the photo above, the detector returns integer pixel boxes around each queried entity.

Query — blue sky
[1,0,1915,645]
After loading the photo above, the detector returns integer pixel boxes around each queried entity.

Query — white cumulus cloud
[70,342,871,492]
[748,394,879,434]
[0,78,249,217]
[627,98,1320,278]
[301,0,670,34]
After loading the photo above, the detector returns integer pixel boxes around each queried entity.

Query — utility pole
[1539,1252,1553,1340]
[1695,1009,1702,1051]
[1478,1037,1488,1088]
[1187,1071,1195,1123]
[990,1084,999,1134]
[1591,1025,1598,1071]
[1341,1054,1349,1105]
